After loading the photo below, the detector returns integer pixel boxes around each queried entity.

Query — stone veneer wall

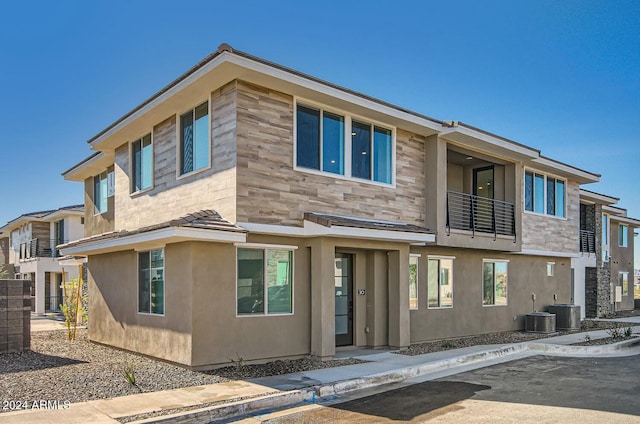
[585,204,612,317]
[0,279,31,353]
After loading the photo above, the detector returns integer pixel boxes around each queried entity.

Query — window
[93,171,108,214]
[428,257,453,308]
[237,248,293,315]
[602,213,609,263]
[547,262,555,277]
[132,133,153,192]
[619,224,628,247]
[524,171,565,217]
[483,260,508,306]
[180,102,209,175]
[620,272,629,296]
[295,103,393,184]
[138,249,164,315]
[409,255,419,310]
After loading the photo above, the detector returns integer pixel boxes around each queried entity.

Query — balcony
[446,191,516,239]
[579,230,596,254]
[19,238,67,260]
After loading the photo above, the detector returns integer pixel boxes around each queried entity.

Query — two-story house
[0,205,85,314]
[61,45,603,369]
[573,189,639,318]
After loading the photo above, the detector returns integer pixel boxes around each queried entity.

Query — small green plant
[123,362,136,386]
[441,341,455,349]
[229,353,246,374]
[624,327,633,338]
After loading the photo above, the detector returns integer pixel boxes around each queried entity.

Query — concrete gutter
[132,340,640,423]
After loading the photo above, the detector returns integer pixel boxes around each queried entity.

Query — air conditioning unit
[525,312,556,333]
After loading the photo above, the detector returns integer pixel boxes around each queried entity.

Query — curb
[130,338,640,423]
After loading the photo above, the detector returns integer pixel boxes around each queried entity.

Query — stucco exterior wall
[87,246,193,365]
[84,168,115,237]
[235,80,426,227]
[409,247,571,342]
[521,180,580,253]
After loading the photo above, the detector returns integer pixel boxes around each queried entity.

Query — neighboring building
[0,205,84,314]
[61,45,606,369]
[573,190,639,318]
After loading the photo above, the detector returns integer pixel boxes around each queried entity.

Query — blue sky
[0,1,638,264]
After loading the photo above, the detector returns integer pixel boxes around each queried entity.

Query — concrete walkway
[4,324,640,424]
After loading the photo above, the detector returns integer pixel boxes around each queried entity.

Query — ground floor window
[138,249,164,315]
[237,248,293,315]
[428,257,453,308]
[483,260,508,306]
[620,272,629,296]
[409,255,419,310]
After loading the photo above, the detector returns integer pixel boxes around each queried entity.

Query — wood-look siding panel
[235,81,426,228]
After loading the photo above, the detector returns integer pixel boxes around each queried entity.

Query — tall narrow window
[409,255,419,310]
[138,249,164,315]
[132,133,152,192]
[373,126,392,184]
[322,111,345,175]
[555,180,565,217]
[351,120,371,179]
[93,171,108,214]
[534,174,545,214]
[546,177,556,215]
[619,224,628,247]
[524,171,533,212]
[237,248,293,315]
[180,102,209,175]
[428,258,453,308]
[620,272,629,296]
[296,105,320,170]
[483,260,508,306]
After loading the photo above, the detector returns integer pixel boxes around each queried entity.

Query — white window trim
[235,246,295,318]
[618,224,628,248]
[136,248,166,317]
[482,259,509,307]
[293,97,397,188]
[409,253,420,311]
[175,95,212,181]
[129,131,155,196]
[427,256,454,309]
[523,168,567,220]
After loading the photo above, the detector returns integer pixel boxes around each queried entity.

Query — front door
[473,166,495,232]
[335,253,353,347]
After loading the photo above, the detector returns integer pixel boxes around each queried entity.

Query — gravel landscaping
[0,328,362,411]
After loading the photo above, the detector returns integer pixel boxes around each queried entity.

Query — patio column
[34,269,45,315]
[388,246,410,349]
[310,237,335,359]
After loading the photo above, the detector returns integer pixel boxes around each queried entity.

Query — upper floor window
[180,102,209,175]
[93,171,108,215]
[295,103,393,185]
[618,224,628,247]
[524,171,565,217]
[132,133,153,192]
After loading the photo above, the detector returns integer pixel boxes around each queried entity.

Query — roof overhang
[0,209,84,234]
[609,214,640,227]
[440,126,539,163]
[63,151,114,182]
[60,226,247,256]
[86,50,443,155]
[529,156,600,184]
[239,221,435,244]
[579,189,619,205]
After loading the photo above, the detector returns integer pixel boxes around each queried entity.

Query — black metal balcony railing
[446,191,516,240]
[580,230,596,253]
[19,238,67,260]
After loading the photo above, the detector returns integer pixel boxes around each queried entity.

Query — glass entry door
[473,166,495,232]
[334,253,353,347]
